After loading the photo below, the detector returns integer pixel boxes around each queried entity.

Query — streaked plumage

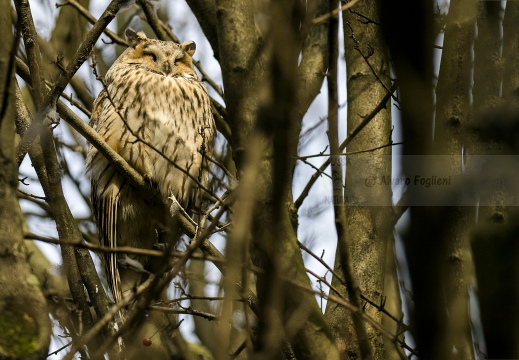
[86,29,215,319]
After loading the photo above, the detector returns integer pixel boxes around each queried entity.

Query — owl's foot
[168,195,194,223]
[169,195,198,234]
[143,173,161,202]
[153,241,166,252]
[143,172,158,188]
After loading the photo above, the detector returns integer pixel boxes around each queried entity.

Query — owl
[86,28,215,325]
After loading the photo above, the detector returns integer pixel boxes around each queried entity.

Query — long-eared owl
[87,28,215,311]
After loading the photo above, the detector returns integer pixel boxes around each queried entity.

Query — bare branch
[25,231,227,265]
[296,141,402,160]
[149,305,219,321]
[313,0,360,24]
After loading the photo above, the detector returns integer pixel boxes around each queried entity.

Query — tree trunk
[0,2,52,357]
[434,0,476,358]
[470,3,519,358]
[325,2,392,359]
[380,1,449,359]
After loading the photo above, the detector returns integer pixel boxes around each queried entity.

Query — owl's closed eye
[123,28,197,78]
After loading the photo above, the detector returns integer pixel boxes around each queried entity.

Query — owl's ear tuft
[181,41,196,57]
[125,28,147,48]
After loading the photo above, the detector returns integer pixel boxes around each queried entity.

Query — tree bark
[470,3,519,358]
[324,2,392,359]
[380,1,450,359]
[0,2,51,357]
[434,1,476,358]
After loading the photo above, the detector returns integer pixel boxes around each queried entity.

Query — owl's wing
[95,186,123,299]
[88,95,125,320]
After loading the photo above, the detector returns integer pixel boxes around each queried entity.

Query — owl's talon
[143,173,156,187]
[169,195,197,228]
[153,241,166,252]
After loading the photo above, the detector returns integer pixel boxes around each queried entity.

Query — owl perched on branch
[87,28,215,324]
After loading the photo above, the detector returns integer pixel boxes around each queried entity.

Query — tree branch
[325,4,372,358]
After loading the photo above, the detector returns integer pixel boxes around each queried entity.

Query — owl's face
[121,28,197,78]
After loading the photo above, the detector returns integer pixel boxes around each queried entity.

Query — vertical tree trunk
[472,1,502,119]
[470,3,519,358]
[380,1,452,359]
[381,235,403,360]
[0,2,51,357]
[434,1,476,358]
[325,2,392,359]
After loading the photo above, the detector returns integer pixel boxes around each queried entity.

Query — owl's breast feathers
[91,62,215,206]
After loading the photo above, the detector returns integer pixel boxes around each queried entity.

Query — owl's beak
[163,61,174,75]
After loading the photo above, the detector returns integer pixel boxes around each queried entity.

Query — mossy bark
[0,0,51,357]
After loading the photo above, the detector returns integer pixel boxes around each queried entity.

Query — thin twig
[149,305,219,321]
[17,189,46,201]
[296,141,402,160]
[47,341,72,357]
[25,232,226,264]
[167,295,224,304]
[60,92,92,117]
[313,0,360,24]
[299,157,333,181]
[345,21,396,101]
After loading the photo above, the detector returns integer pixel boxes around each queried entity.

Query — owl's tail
[98,185,125,323]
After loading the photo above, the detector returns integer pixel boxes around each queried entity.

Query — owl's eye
[174,55,186,65]
[143,52,157,62]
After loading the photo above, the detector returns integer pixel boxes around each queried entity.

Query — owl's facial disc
[139,44,186,76]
